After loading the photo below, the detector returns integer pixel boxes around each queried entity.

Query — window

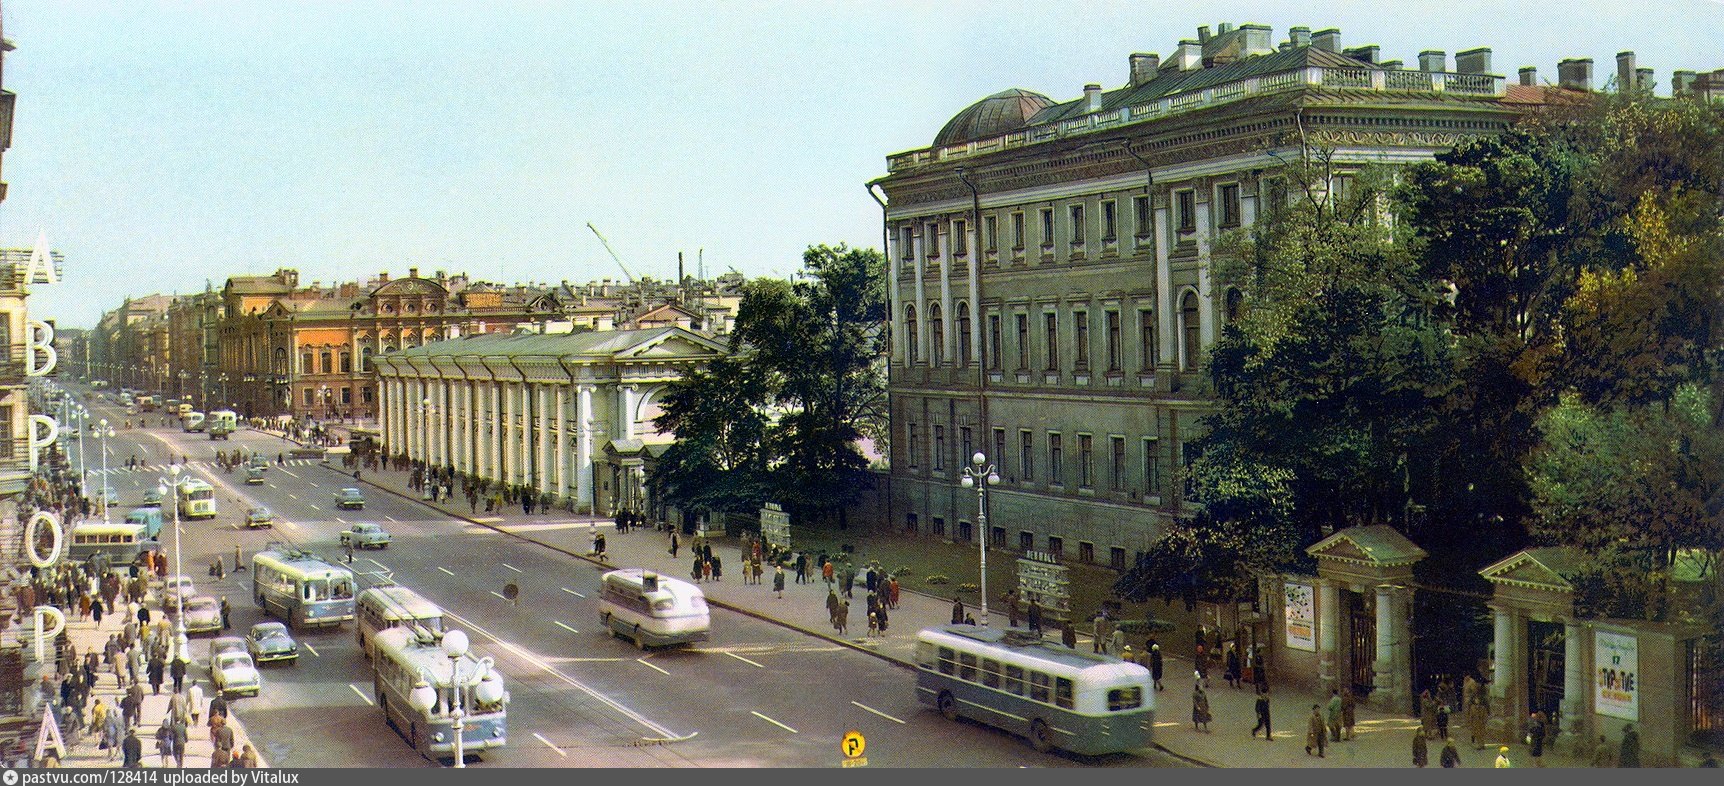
[1139,309,1159,370]
[361,346,374,372]
[956,303,971,367]
[303,389,314,406]
[1029,671,1051,703]
[991,526,1007,548]
[905,306,919,365]
[1015,314,1029,370]
[1078,434,1093,487]
[1134,195,1152,237]
[987,315,1002,370]
[1073,312,1089,370]
[1183,441,1202,497]
[957,520,973,542]
[320,351,333,374]
[926,222,941,258]
[958,652,977,682]
[1048,432,1063,485]
[301,351,314,374]
[1266,177,1289,214]
[1177,190,1197,232]
[1068,204,1085,246]
[1011,212,1025,250]
[1107,686,1143,711]
[1079,541,1095,564]
[1048,536,1064,559]
[981,658,1002,689]
[1019,531,1034,551]
[907,423,919,468]
[929,303,944,366]
[1039,209,1054,248]
[1111,436,1127,490]
[933,425,946,471]
[993,429,1006,476]
[1144,438,1162,496]
[339,351,352,374]
[984,215,997,253]
[1219,183,1242,227]
[1044,313,1059,371]
[1181,291,1202,371]
[1102,200,1117,241]
[937,646,956,675]
[905,513,919,534]
[1055,676,1075,709]
[953,220,968,256]
[1110,547,1128,570]
[362,386,374,404]
[341,386,352,404]
[1019,430,1034,481]
[932,517,946,537]
[900,226,914,260]
[1004,664,1026,695]
[1106,311,1122,371]
[960,427,972,466]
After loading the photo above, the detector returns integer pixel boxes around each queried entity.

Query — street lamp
[405,630,501,768]
[319,385,331,421]
[157,465,189,668]
[70,405,88,488]
[96,419,116,524]
[959,451,1000,628]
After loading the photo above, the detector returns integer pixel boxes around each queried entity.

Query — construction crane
[586,222,639,284]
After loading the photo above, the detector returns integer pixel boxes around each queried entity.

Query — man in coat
[169,656,187,694]
[950,598,965,625]
[1305,705,1327,758]
[1251,688,1273,740]
[122,728,143,768]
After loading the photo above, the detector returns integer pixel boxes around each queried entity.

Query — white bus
[68,522,159,566]
[356,585,444,659]
[914,625,1155,755]
[182,411,206,432]
[597,569,709,650]
[178,478,218,520]
[253,547,357,630]
[371,627,507,762]
[208,410,238,439]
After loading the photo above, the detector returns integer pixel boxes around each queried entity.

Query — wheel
[937,691,958,722]
[1029,719,1054,753]
[632,624,646,651]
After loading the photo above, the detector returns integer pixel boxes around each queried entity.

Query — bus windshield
[304,577,356,601]
[186,488,214,501]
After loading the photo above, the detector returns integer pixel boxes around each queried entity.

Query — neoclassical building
[373,326,726,514]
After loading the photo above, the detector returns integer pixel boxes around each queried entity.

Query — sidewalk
[337,459,1587,768]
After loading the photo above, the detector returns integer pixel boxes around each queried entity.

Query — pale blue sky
[4,0,1722,329]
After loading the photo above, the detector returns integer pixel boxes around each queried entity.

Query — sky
[3,0,1722,329]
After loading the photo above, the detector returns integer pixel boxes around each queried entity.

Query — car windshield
[187,601,217,614]
[217,654,251,669]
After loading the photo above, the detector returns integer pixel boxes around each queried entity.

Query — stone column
[620,385,638,442]
[1193,192,1215,349]
[490,381,504,485]
[1560,620,1585,743]
[1318,580,1340,693]
[914,227,928,365]
[576,384,594,512]
[537,385,553,497]
[554,385,568,501]
[1487,606,1520,744]
[939,222,954,365]
[1374,585,1397,708]
[1152,200,1176,376]
[967,221,981,369]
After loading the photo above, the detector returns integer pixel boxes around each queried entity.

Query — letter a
[22,231,58,287]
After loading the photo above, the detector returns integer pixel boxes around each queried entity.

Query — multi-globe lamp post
[157,464,189,668]
[407,629,503,768]
[96,418,116,524]
[959,452,1001,627]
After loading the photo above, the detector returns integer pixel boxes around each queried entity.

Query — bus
[68,522,159,565]
[182,412,206,432]
[123,508,164,540]
[137,395,158,412]
[253,547,357,630]
[597,569,709,650]
[178,479,218,520]
[371,626,508,762]
[913,625,1154,755]
[356,585,445,659]
[208,410,238,439]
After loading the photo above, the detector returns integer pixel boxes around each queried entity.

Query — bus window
[1004,665,1025,695]
[1029,671,1051,703]
[1107,686,1143,711]
[1055,677,1074,709]
[915,642,936,668]
[981,659,1001,689]
[937,647,956,676]
[333,579,353,599]
[958,652,978,682]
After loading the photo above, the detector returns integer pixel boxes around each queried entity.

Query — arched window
[929,303,945,366]
[320,351,333,374]
[301,351,314,374]
[274,347,289,376]
[1180,291,1202,371]
[339,351,352,374]
[361,346,374,372]
[956,302,971,368]
[1225,287,1245,325]
[904,305,919,365]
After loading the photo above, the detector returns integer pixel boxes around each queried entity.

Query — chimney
[1636,67,1654,93]
[1240,24,1274,56]
[1130,53,1161,85]
[377,271,389,284]
[1313,28,1340,52]
[1380,59,1404,70]
[1617,51,1637,92]
[1289,26,1312,48]
[1083,83,1104,113]
[1217,22,1234,36]
[1519,66,1539,86]
[1343,45,1380,64]
[1558,58,1593,91]
[1455,47,1492,75]
[1279,41,1294,52]
[1419,50,1446,72]
[1174,40,1204,70]
[408,267,419,279]
[1673,70,1698,95]
[1197,25,1212,44]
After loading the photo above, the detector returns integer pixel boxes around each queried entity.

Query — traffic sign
[841,730,866,759]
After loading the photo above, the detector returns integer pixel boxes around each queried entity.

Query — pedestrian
[692,554,704,583]
[794,553,808,585]
[1253,645,1270,693]
[1150,643,1164,690]
[1252,688,1273,741]
[211,714,235,760]
[821,559,834,587]
[1466,698,1489,749]
[188,681,204,724]
[91,597,105,627]
[669,532,679,558]
[1527,711,1545,767]
[1225,643,1241,688]
[951,598,965,625]
[1194,642,1209,687]
[1326,689,1343,742]
[1413,728,1429,767]
[710,553,721,582]
[1093,613,1108,654]
[1436,700,1450,740]
[122,727,143,768]
[147,652,165,695]
[1440,738,1461,768]
[889,578,900,610]
[1192,678,1212,732]
[103,708,124,762]
[1110,627,1126,658]
[1494,745,1513,768]
[773,564,785,598]
[219,597,231,630]
[235,744,260,768]
[1006,590,1020,628]
[170,716,187,768]
[1061,620,1077,649]
[1619,723,1640,767]
[1341,686,1357,741]
[208,693,228,723]
[836,599,849,636]
[840,563,854,598]
[1305,704,1326,758]
[170,656,186,694]
[875,602,888,634]
[1420,688,1438,738]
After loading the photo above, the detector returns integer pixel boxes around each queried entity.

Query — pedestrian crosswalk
[84,459,324,476]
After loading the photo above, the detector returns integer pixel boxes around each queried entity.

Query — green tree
[650,354,772,518]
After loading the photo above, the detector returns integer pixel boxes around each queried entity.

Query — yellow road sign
[841,730,866,759]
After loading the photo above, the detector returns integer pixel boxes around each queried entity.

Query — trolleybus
[68,522,159,565]
[253,547,357,630]
[178,478,218,519]
[356,584,445,659]
[371,627,508,762]
[597,569,709,649]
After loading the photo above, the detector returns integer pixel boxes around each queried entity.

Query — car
[176,596,223,635]
[244,467,265,486]
[245,622,299,664]
[339,522,390,549]
[333,488,366,510]
[245,507,275,529]
[246,455,269,471]
[161,575,195,607]
[97,487,119,507]
[209,636,247,661]
[211,651,261,697]
[140,490,164,508]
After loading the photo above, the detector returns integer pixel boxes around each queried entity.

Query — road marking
[851,701,906,724]
[286,493,298,500]
[366,558,387,570]
[303,642,320,658]
[384,515,397,523]
[438,567,455,576]
[532,733,566,757]
[636,658,670,676]
[561,587,585,598]
[335,517,347,524]
[750,711,798,734]
[554,621,578,635]
[349,684,373,705]
[278,468,299,479]
[503,563,522,573]
[490,591,507,601]
[724,651,765,668]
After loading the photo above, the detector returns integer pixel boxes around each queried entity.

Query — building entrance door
[1348,591,1376,695]
[1527,620,1566,726]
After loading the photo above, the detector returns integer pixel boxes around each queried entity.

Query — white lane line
[554,621,579,635]
[366,558,387,570]
[278,468,299,479]
[724,651,765,669]
[438,567,455,576]
[303,642,320,658]
[384,515,398,523]
[751,711,798,734]
[286,493,298,500]
[490,591,507,601]
[335,517,347,524]
[851,701,907,724]
[533,733,566,758]
[561,587,585,598]
[503,563,522,573]
[636,658,670,676]
[349,684,373,705]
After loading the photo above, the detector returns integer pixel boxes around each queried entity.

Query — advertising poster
[1284,581,1316,652]
[1594,630,1639,721]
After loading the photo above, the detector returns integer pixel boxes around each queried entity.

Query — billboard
[1284,581,1316,652]
[1594,630,1638,721]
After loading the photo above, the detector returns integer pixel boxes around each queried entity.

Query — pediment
[1305,524,1427,567]
[1480,549,1576,592]
[614,328,726,360]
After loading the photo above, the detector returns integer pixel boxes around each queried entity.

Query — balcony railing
[885,65,1508,172]
[0,347,24,386]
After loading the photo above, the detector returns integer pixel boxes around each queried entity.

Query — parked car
[245,622,299,664]
[141,490,164,508]
[176,596,223,635]
[211,651,261,697]
[245,507,275,529]
[333,488,366,510]
[339,522,391,549]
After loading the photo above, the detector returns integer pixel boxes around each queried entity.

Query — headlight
[433,733,446,742]
[491,728,503,738]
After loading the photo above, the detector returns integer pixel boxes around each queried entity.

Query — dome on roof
[934,89,1055,147]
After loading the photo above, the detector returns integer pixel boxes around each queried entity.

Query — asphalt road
[62,390,1182,768]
